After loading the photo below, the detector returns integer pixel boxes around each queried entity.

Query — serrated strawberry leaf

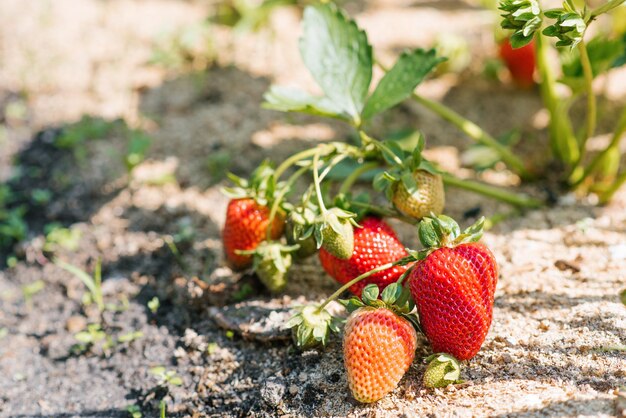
[263,86,349,121]
[362,49,444,119]
[300,3,372,120]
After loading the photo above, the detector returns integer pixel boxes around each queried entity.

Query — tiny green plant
[126,404,142,418]
[43,224,82,253]
[125,130,152,173]
[55,258,104,312]
[150,366,183,387]
[117,331,144,344]
[21,280,45,307]
[72,323,111,354]
[148,297,160,314]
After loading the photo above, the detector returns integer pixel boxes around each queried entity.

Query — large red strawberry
[319,217,410,296]
[408,214,498,360]
[343,284,418,403]
[499,37,536,88]
[222,198,284,269]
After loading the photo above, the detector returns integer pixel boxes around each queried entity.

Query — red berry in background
[319,217,411,296]
[343,306,417,403]
[499,38,536,88]
[222,198,284,270]
[408,215,498,360]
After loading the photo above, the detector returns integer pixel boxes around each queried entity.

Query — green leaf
[620,288,626,306]
[418,218,439,247]
[299,3,372,119]
[262,86,348,120]
[362,49,444,119]
[361,284,379,305]
[381,283,402,305]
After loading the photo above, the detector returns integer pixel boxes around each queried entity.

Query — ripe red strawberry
[499,37,536,88]
[344,305,417,403]
[222,198,284,269]
[408,215,498,360]
[319,217,410,296]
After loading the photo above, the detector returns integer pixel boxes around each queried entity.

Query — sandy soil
[0,0,625,417]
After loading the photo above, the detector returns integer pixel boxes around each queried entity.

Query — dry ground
[0,0,625,417]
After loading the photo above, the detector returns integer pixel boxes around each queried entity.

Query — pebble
[261,377,286,407]
[288,385,298,395]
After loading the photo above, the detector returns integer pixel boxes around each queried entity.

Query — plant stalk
[410,94,531,178]
[575,39,597,165]
[313,150,327,213]
[266,165,310,240]
[599,170,626,204]
[535,33,579,166]
[589,0,626,20]
[338,162,380,195]
[440,172,543,208]
[275,146,327,180]
[317,258,411,310]
[571,104,626,186]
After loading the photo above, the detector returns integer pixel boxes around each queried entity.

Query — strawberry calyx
[340,283,420,331]
[237,241,299,292]
[312,207,359,260]
[286,305,343,350]
[423,353,463,388]
[371,133,440,202]
[222,160,288,209]
[408,213,485,260]
[285,201,318,259]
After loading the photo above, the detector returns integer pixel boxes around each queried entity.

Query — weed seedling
[126,404,142,418]
[117,331,144,344]
[21,280,45,307]
[150,367,183,387]
[44,224,81,253]
[148,297,160,314]
[55,258,104,312]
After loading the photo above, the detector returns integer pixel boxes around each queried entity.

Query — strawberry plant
[499,0,626,201]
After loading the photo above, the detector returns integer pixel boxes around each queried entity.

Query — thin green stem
[275,147,325,180]
[599,170,626,204]
[348,201,418,224]
[410,93,531,179]
[317,259,411,310]
[571,104,626,186]
[266,165,310,240]
[535,33,579,166]
[576,39,596,163]
[338,162,379,195]
[589,0,625,19]
[319,154,348,182]
[313,150,327,213]
[440,172,543,208]
[359,130,404,166]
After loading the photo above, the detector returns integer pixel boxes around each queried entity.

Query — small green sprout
[126,404,142,418]
[22,280,45,306]
[150,366,183,387]
[117,331,144,344]
[55,258,104,312]
[148,297,160,314]
[44,224,82,252]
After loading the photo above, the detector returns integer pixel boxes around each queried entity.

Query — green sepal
[249,241,299,292]
[220,160,282,207]
[287,305,343,350]
[542,7,586,49]
[423,353,463,388]
[416,214,486,253]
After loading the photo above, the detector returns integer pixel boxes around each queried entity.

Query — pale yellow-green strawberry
[392,170,444,220]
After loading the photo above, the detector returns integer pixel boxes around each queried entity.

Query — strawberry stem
[359,130,404,167]
[338,162,379,195]
[440,172,543,208]
[265,164,310,240]
[313,149,328,214]
[574,38,596,166]
[598,170,626,204]
[274,146,327,180]
[374,59,530,179]
[571,104,626,187]
[317,257,413,311]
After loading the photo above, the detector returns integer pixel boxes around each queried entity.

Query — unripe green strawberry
[250,241,296,293]
[423,353,462,388]
[314,207,357,260]
[392,170,444,220]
